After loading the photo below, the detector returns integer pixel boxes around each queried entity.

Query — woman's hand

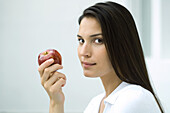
[38,59,66,112]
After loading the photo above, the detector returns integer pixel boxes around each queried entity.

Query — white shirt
[84,82,161,113]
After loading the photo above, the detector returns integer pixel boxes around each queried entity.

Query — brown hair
[78,1,164,112]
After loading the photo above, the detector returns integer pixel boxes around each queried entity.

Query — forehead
[78,17,102,36]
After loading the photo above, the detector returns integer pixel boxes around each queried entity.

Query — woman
[38,1,164,113]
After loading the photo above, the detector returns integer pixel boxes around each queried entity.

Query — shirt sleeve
[112,86,162,113]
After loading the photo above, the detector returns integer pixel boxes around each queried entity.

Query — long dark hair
[78,1,164,112]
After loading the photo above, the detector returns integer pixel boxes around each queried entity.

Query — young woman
[38,1,164,113]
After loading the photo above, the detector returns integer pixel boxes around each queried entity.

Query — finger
[41,65,64,86]
[53,71,66,80]
[40,62,63,78]
[44,73,66,89]
[49,64,63,73]
[43,64,63,80]
[38,59,54,77]
[50,78,66,93]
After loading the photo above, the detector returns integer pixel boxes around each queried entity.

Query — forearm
[49,101,64,113]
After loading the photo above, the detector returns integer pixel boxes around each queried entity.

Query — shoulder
[119,84,153,100]
[113,84,161,113]
[118,84,155,103]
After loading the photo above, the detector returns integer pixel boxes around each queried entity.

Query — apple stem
[44,51,48,55]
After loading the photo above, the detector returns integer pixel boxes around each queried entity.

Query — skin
[38,17,122,113]
[77,17,122,113]
[77,17,113,78]
[38,59,66,113]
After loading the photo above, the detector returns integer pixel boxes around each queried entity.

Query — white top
[84,82,161,113]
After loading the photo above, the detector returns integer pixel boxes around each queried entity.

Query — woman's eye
[78,38,84,44]
[94,38,103,44]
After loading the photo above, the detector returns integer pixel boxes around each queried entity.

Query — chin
[83,71,98,78]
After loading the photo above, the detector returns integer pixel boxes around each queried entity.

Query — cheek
[98,48,112,69]
[98,47,108,60]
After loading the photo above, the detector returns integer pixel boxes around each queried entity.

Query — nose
[79,43,91,58]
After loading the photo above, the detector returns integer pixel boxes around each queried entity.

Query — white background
[0,0,169,113]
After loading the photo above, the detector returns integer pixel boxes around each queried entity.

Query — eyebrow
[77,33,102,38]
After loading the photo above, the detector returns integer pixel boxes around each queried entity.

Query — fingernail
[49,59,54,62]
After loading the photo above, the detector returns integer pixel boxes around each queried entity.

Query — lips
[82,61,96,68]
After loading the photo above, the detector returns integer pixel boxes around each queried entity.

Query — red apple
[38,49,62,66]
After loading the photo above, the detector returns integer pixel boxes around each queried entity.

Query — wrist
[50,100,64,113]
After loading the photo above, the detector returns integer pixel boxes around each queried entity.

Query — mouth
[82,62,96,68]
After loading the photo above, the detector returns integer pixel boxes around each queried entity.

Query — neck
[100,71,122,98]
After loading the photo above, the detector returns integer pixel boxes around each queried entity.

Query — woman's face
[77,17,114,78]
